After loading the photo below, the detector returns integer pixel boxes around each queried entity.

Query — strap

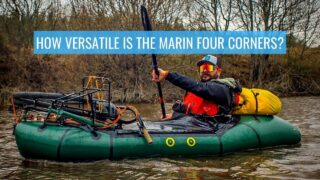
[109,131,115,160]
[241,122,261,148]
[218,136,223,155]
[250,90,259,114]
[57,127,71,160]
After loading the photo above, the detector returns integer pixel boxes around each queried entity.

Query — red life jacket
[183,92,240,116]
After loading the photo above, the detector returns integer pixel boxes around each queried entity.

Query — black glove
[172,100,187,113]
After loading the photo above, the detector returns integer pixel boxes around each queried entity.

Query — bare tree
[189,0,236,31]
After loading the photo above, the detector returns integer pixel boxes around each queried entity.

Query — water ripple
[0,97,319,179]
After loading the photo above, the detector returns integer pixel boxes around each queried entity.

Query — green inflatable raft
[14,115,301,161]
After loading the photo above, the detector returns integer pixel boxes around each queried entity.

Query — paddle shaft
[141,5,166,118]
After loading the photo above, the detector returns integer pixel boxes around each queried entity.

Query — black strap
[250,90,259,114]
[57,128,71,160]
[241,123,261,148]
[109,131,114,160]
[218,136,223,155]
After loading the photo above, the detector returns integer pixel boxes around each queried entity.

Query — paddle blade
[140,5,152,31]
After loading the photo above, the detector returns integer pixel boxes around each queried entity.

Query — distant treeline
[0,0,320,107]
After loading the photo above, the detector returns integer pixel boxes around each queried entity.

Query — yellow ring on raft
[165,137,175,147]
[186,137,196,147]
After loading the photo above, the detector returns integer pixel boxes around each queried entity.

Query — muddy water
[0,97,319,179]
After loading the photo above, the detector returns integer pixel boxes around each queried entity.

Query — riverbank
[1,52,320,109]
[1,38,320,108]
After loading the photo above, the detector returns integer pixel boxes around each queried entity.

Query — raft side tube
[239,115,301,146]
[60,129,110,161]
[15,122,68,160]
[13,92,65,99]
[13,115,302,161]
[112,134,220,159]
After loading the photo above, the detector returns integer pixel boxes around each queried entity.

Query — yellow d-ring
[165,137,175,147]
[186,137,196,147]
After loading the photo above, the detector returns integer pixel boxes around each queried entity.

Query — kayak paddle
[140,5,166,119]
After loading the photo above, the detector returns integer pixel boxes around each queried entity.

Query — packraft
[14,114,301,161]
[10,76,299,161]
[232,88,282,115]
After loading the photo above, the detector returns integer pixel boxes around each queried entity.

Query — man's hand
[161,113,173,121]
[152,68,169,82]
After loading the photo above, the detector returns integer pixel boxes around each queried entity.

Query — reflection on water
[0,97,319,179]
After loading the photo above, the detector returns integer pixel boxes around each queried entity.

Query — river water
[0,97,319,179]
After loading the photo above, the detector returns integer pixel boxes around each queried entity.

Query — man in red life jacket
[152,55,241,120]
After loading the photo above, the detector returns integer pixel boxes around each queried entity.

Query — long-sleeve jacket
[166,72,234,113]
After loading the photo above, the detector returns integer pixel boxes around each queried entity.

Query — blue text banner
[34,31,286,54]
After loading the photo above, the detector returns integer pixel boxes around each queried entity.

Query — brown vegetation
[0,0,320,108]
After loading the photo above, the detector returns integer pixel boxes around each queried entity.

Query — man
[152,55,241,120]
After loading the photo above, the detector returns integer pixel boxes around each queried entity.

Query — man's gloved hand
[152,68,169,82]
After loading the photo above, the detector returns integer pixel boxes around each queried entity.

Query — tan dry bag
[232,88,282,115]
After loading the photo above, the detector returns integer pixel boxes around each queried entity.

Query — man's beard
[200,72,218,82]
[200,72,213,82]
